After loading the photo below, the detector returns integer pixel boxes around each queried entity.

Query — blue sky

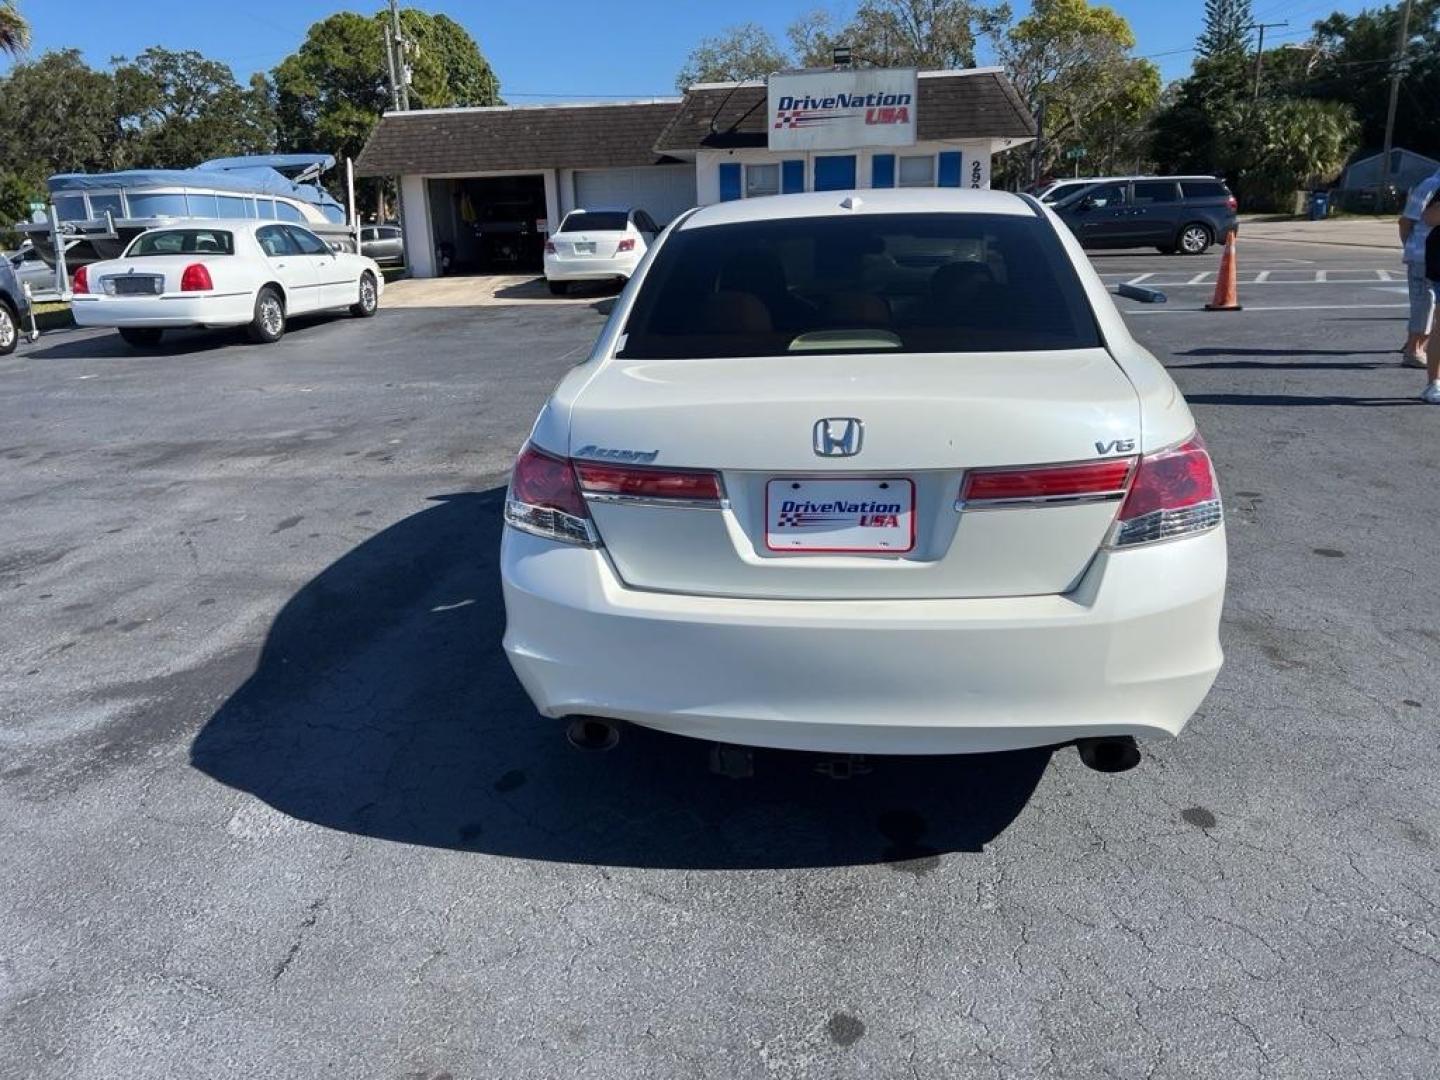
[3,0,1373,100]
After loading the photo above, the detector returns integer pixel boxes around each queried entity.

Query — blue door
[813,155,857,192]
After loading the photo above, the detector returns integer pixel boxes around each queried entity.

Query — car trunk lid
[551,230,627,259]
[569,350,1142,600]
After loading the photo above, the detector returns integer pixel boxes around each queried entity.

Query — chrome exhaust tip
[565,716,621,752]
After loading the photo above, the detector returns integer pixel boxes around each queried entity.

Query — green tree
[676,23,788,89]
[0,49,125,174]
[788,0,1008,69]
[993,0,1160,179]
[0,168,42,246]
[1299,0,1440,156]
[1196,0,1254,60]
[113,48,275,168]
[1232,97,1357,208]
[1148,52,1250,176]
[273,8,500,163]
[0,0,27,57]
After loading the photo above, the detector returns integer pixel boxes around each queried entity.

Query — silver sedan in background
[360,225,404,266]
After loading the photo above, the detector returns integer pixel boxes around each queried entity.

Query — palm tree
[0,1,29,57]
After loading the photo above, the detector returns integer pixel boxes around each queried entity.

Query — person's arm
[1401,216,1415,243]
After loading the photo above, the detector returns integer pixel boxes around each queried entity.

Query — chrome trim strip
[582,491,728,510]
[958,491,1127,512]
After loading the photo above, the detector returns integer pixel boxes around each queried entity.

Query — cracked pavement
[2,248,1438,1079]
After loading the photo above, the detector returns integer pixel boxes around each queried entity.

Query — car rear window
[617,212,1101,358]
[126,229,235,257]
[560,212,628,232]
[1180,181,1229,199]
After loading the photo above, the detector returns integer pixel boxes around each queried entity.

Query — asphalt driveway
[2,250,1437,1080]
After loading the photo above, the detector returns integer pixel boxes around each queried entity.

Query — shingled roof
[356,101,683,177]
[654,70,1036,153]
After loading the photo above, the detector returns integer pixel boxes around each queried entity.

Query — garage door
[573,166,697,226]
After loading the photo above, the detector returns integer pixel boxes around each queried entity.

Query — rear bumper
[501,526,1227,754]
[71,292,253,328]
[544,254,639,281]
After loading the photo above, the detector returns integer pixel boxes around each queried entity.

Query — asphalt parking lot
[3,241,1438,1080]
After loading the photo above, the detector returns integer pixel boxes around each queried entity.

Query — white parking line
[1102,268,1399,287]
[1126,302,1406,315]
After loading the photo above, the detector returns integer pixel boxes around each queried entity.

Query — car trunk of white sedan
[550,231,628,259]
[568,350,1141,600]
[90,255,215,295]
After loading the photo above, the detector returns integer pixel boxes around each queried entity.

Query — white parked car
[70,220,383,347]
[543,207,660,294]
[502,189,1226,760]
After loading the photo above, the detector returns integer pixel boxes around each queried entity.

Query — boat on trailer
[18,154,355,271]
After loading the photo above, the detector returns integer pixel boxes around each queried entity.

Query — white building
[357,67,1036,279]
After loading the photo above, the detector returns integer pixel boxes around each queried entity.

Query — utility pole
[1030,97,1047,187]
[389,0,410,110]
[1251,21,1289,102]
[383,23,401,111]
[1381,0,1414,190]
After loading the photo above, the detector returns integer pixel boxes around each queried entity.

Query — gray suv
[0,251,31,356]
[1052,176,1238,255]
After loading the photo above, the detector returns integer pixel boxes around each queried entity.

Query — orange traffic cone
[1206,229,1242,311]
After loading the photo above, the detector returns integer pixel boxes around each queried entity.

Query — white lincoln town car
[70,219,382,347]
[501,188,1226,759]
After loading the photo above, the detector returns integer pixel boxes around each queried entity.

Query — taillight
[574,460,724,505]
[72,265,89,294]
[544,240,556,254]
[1226,195,1238,211]
[180,263,213,292]
[1109,435,1222,547]
[962,459,1133,505]
[616,238,636,253]
[504,442,595,546]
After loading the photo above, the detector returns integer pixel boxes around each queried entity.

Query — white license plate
[766,478,915,553]
[574,242,595,255]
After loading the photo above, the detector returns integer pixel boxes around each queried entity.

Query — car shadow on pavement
[22,316,343,360]
[1171,360,1389,371]
[1184,392,1416,407]
[190,489,1051,870]
[1175,347,1395,357]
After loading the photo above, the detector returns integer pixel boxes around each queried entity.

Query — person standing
[1423,191,1440,403]
[1401,168,1440,367]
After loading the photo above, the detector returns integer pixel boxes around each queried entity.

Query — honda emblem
[813,417,863,457]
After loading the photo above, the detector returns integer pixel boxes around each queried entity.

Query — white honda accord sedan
[502,188,1226,757]
[70,219,382,347]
